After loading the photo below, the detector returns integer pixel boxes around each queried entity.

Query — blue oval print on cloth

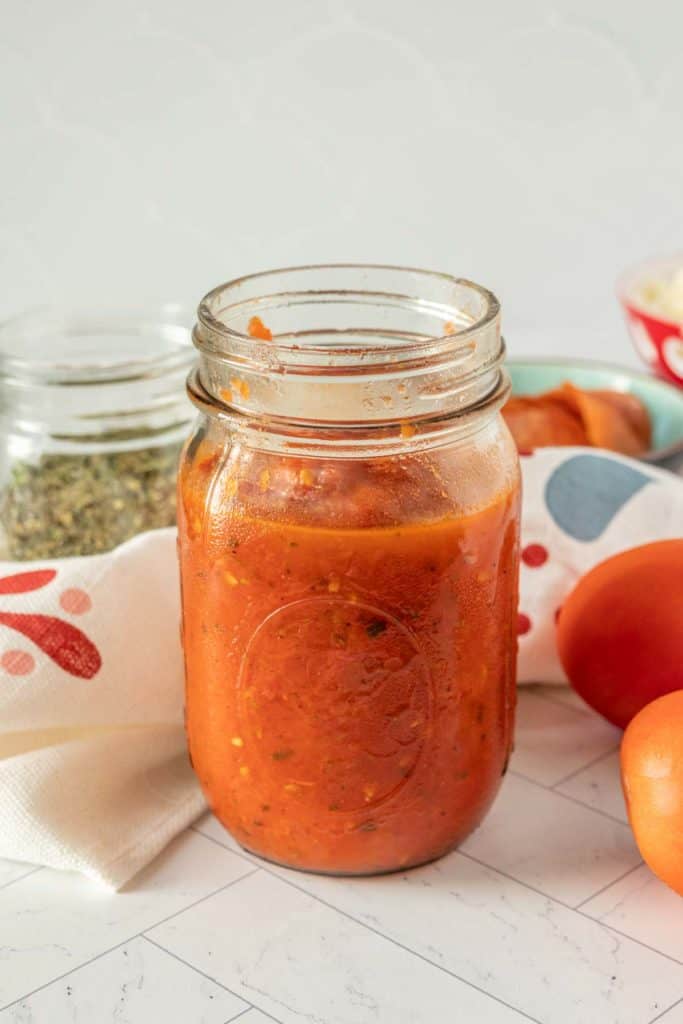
[545,454,655,541]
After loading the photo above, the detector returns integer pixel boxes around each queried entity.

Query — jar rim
[0,305,195,385]
[196,263,500,369]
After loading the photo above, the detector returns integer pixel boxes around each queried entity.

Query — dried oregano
[0,442,182,561]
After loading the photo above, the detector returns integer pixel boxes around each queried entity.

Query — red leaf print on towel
[0,612,101,679]
[0,569,57,594]
[0,570,101,679]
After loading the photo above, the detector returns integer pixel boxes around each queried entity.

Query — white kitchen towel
[0,530,206,890]
[0,448,681,889]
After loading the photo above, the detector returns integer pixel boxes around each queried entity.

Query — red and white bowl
[618,254,683,388]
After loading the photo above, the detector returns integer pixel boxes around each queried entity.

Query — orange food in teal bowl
[507,359,683,470]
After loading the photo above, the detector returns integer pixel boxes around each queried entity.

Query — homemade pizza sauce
[179,435,520,873]
[179,265,520,874]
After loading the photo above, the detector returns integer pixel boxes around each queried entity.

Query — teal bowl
[507,359,683,469]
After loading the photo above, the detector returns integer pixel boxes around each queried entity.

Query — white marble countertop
[0,685,681,1024]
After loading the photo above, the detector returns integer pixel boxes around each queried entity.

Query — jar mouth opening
[196,263,500,372]
[0,306,196,385]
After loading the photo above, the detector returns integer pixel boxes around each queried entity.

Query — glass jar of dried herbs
[0,307,196,561]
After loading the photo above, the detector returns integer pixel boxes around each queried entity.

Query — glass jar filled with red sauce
[179,265,520,874]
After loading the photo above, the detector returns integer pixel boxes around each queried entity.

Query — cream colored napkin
[0,530,205,889]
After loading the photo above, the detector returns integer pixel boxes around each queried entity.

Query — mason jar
[0,307,195,561]
[179,265,521,874]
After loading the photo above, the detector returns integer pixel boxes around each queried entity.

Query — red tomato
[556,540,683,729]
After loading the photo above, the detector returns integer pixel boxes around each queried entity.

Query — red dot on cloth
[1,649,35,675]
[517,612,532,636]
[518,448,534,457]
[59,588,92,615]
[522,543,549,568]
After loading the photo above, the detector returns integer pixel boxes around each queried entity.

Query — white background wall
[2,0,681,362]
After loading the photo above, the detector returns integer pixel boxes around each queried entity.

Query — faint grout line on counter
[649,995,683,1024]
[574,862,645,910]
[142,935,281,1024]
[551,745,622,790]
[0,865,41,895]
[0,864,260,1016]
[508,768,632,828]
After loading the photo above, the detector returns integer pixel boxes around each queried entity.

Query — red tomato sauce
[179,443,520,873]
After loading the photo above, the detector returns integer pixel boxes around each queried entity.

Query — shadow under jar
[179,265,521,874]
[0,308,194,561]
